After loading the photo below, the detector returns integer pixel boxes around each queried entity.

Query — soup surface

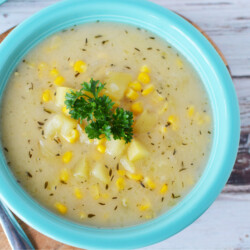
[1,22,212,227]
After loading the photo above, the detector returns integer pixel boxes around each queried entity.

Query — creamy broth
[1,22,212,227]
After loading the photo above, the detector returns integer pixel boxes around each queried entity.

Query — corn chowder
[1,22,212,227]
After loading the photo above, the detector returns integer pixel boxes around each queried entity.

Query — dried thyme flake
[172,193,181,199]
[26,171,32,178]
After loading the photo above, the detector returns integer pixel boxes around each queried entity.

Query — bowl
[0,0,240,249]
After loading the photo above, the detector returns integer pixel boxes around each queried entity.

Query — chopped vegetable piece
[92,163,110,184]
[74,60,87,73]
[96,144,106,153]
[134,110,157,133]
[54,202,67,214]
[160,184,168,194]
[128,81,142,91]
[105,72,132,100]
[74,188,83,199]
[143,177,156,190]
[120,156,135,173]
[73,158,89,180]
[56,87,75,107]
[127,139,148,162]
[131,102,143,115]
[42,89,51,102]
[142,84,155,96]
[60,168,69,182]
[50,68,59,77]
[125,88,139,100]
[106,139,127,157]
[116,177,125,191]
[62,151,73,163]
[187,105,195,118]
[126,173,143,181]
[140,65,150,73]
[54,76,65,86]
[137,72,150,84]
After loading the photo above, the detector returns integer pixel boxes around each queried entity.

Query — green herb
[65,79,133,143]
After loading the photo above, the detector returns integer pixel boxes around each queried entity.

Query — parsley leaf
[65,79,134,143]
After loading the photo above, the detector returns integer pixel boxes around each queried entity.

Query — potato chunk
[106,139,127,157]
[73,158,89,180]
[127,139,149,162]
[134,110,157,133]
[92,163,110,184]
[120,156,135,173]
[105,72,132,100]
[44,114,64,138]
[44,114,77,141]
[55,87,75,107]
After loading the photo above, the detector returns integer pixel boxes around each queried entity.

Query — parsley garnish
[65,79,133,143]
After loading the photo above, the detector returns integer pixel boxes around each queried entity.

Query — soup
[1,22,212,227]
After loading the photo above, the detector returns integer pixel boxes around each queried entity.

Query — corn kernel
[125,88,139,100]
[160,126,167,134]
[80,211,87,219]
[160,184,168,195]
[50,68,59,77]
[64,129,79,144]
[168,115,178,130]
[144,177,156,190]
[74,188,83,199]
[131,102,143,115]
[137,72,150,84]
[187,105,195,118]
[126,173,143,181]
[158,102,168,114]
[96,144,106,153]
[62,106,69,115]
[62,151,73,163]
[117,170,126,176]
[128,81,142,91]
[98,137,107,145]
[142,84,155,96]
[91,184,100,199]
[60,168,69,183]
[42,89,51,102]
[122,198,128,207]
[140,65,150,73]
[102,193,110,199]
[54,76,65,86]
[150,91,164,103]
[54,202,67,214]
[38,62,48,71]
[176,58,183,69]
[74,60,87,73]
[138,202,151,211]
[145,213,153,219]
[116,177,125,191]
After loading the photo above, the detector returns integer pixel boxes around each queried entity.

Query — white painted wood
[0,1,250,249]
[142,193,250,250]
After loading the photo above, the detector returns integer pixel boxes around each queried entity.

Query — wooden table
[0,0,250,249]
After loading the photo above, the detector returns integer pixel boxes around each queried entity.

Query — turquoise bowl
[0,0,240,249]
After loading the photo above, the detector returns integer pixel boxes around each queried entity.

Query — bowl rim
[0,0,240,249]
